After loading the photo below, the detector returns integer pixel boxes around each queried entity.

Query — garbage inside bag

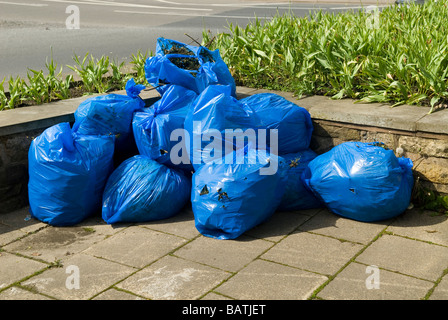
[278,150,324,211]
[72,78,146,164]
[28,122,115,226]
[102,155,191,224]
[184,85,263,170]
[144,37,236,96]
[191,146,287,240]
[239,93,313,154]
[132,85,197,171]
[301,142,414,222]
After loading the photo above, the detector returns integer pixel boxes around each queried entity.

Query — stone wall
[0,128,46,214]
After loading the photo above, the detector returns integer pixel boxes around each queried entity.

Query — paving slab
[21,253,135,300]
[92,288,145,300]
[174,235,273,273]
[0,286,52,300]
[387,209,448,247]
[0,252,48,290]
[200,292,233,300]
[0,207,46,246]
[244,210,316,243]
[298,209,389,244]
[261,231,363,276]
[116,255,230,300]
[2,215,126,264]
[83,225,187,269]
[429,274,448,300]
[215,259,327,300]
[356,234,448,281]
[139,207,199,240]
[317,262,434,300]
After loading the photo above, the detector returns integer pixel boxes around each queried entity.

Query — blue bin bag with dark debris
[28,122,115,226]
[102,155,191,224]
[301,141,414,222]
[191,147,287,240]
[144,37,236,97]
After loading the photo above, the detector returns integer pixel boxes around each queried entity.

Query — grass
[202,0,448,114]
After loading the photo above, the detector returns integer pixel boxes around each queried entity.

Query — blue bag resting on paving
[102,155,191,224]
[301,141,414,222]
[28,122,115,226]
[278,149,324,211]
[239,93,313,154]
[184,85,263,170]
[191,146,287,240]
[132,85,197,171]
[144,37,236,97]
[72,78,146,163]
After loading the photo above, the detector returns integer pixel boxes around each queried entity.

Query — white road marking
[329,5,389,9]
[41,0,212,11]
[114,9,270,19]
[0,1,48,7]
[153,0,320,8]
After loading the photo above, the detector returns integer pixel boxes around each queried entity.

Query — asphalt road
[0,0,390,80]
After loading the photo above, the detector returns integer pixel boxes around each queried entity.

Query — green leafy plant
[7,76,26,109]
[24,69,51,104]
[130,50,151,85]
[24,55,73,104]
[68,53,111,93]
[205,0,448,113]
[45,54,72,100]
[0,78,7,111]
[109,58,133,91]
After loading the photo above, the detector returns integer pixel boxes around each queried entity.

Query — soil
[163,42,195,56]
[169,56,200,71]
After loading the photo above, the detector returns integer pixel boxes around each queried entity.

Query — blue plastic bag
[144,37,236,96]
[72,78,146,162]
[184,85,263,170]
[102,155,191,224]
[28,122,115,226]
[301,142,414,222]
[239,93,313,154]
[278,150,324,211]
[132,85,197,171]
[191,147,287,240]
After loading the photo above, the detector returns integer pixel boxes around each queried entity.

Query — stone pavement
[1,203,448,301]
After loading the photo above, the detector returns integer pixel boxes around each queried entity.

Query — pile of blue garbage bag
[28,38,414,239]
